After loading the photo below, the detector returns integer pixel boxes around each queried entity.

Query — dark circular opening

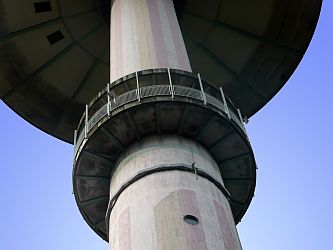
[183,215,199,225]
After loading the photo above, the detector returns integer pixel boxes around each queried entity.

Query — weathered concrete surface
[109,136,242,250]
[110,0,191,82]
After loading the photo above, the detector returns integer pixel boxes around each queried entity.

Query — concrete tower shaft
[105,1,241,249]
[108,136,242,250]
[110,0,191,82]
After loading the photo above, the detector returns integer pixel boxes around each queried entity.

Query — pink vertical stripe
[161,0,189,71]
[119,207,131,250]
[179,190,208,250]
[214,200,237,250]
[147,0,169,67]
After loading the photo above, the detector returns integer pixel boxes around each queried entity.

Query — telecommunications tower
[0,0,321,249]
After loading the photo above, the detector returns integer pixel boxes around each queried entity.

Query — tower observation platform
[0,0,321,249]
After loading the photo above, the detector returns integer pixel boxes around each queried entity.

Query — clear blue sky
[0,2,332,250]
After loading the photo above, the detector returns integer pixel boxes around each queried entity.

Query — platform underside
[73,93,256,240]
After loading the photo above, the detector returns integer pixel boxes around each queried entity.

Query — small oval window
[183,215,199,225]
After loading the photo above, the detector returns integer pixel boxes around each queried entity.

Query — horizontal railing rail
[76,69,238,132]
[74,82,247,156]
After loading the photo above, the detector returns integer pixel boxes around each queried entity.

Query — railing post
[136,71,141,102]
[237,108,247,130]
[73,129,77,150]
[237,108,249,140]
[107,83,111,116]
[219,87,231,119]
[167,68,174,99]
[198,73,207,105]
[84,104,89,139]
[237,108,244,124]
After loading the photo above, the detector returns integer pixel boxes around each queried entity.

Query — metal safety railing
[73,69,247,156]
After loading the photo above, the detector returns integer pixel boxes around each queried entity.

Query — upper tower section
[0,0,322,143]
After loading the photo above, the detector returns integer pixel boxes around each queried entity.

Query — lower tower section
[108,136,242,250]
[72,69,256,249]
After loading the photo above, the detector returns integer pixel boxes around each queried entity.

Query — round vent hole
[183,215,199,225]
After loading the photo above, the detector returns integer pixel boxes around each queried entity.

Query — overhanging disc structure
[0,0,321,143]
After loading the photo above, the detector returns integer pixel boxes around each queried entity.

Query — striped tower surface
[110,0,191,82]
[108,136,242,250]
[108,0,242,249]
